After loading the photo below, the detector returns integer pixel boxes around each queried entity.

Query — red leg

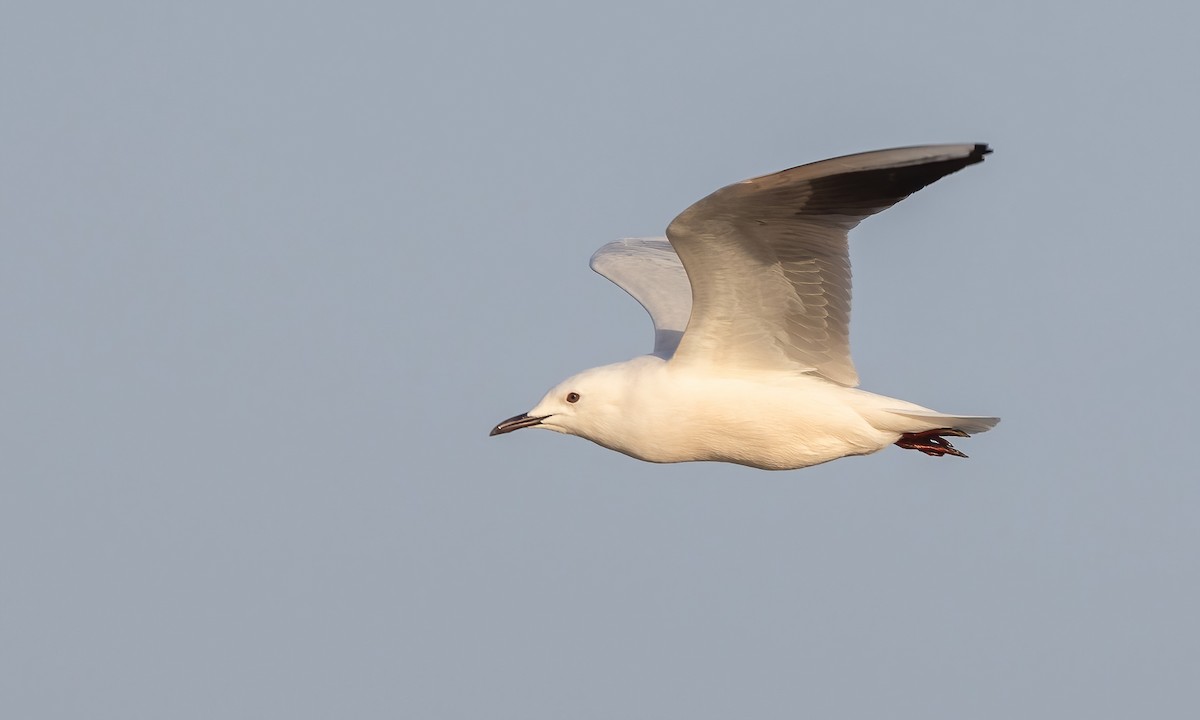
[895,428,970,458]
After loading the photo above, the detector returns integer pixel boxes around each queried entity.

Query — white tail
[885,409,1000,435]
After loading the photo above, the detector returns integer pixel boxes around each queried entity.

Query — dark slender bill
[489,413,547,436]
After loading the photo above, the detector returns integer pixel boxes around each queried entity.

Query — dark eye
[566,392,580,403]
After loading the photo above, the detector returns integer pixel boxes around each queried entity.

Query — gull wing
[665,144,990,386]
[590,238,693,358]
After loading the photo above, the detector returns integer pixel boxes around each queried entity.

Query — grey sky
[3,1,1198,718]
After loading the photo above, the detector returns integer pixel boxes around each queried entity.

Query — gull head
[489,362,639,442]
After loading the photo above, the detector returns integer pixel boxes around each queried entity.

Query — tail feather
[884,409,1000,435]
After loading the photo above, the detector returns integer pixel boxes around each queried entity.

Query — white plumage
[492,144,999,470]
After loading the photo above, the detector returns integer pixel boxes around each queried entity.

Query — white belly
[599,368,902,471]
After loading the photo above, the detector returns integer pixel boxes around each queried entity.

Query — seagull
[490,144,999,470]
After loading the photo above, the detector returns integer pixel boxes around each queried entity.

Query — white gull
[491,144,999,470]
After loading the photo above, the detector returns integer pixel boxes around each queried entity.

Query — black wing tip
[913,142,991,165]
[940,142,990,172]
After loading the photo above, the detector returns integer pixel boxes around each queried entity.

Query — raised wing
[665,144,990,386]
[590,238,693,358]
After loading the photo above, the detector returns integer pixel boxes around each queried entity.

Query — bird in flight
[491,144,999,470]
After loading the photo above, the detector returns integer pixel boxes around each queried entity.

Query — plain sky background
[3,1,1198,718]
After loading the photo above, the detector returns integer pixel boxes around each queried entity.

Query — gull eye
[566,392,580,404]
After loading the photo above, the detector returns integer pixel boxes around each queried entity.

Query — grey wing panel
[590,238,693,358]
[666,144,990,385]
